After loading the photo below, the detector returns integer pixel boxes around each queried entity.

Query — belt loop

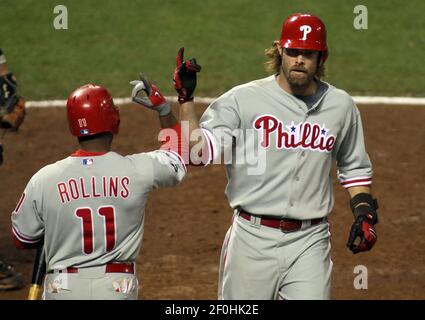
[301,220,311,230]
[250,214,261,229]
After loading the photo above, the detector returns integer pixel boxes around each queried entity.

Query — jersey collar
[71,149,108,157]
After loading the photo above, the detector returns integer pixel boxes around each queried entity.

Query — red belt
[239,211,324,233]
[48,262,134,274]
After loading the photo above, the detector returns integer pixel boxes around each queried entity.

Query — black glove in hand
[347,214,377,254]
[0,73,26,131]
[129,73,171,116]
[173,47,201,104]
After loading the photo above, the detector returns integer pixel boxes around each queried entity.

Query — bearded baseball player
[11,77,186,299]
[172,13,379,300]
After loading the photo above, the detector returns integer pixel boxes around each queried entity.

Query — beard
[282,65,316,88]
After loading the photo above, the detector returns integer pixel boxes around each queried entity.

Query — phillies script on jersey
[57,176,130,203]
[253,115,336,152]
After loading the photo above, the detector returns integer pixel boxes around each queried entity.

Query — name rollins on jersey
[57,176,130,204]
[253,115,336,152]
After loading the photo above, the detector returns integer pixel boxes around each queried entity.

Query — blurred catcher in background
[0,48,26,164]
[0,48,25,291]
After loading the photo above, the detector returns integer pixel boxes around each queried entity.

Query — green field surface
[1,0,424,99]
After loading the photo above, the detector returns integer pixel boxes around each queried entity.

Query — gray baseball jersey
[11,149,185,272]
[200,75,372,219]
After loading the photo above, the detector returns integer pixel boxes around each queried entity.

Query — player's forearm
[0,64,8,76]
[347,186,371,198]
[179,101,203,149]
[158,111,178,129]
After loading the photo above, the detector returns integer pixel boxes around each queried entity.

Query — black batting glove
[347,213,377,254]
[173,47,201,104]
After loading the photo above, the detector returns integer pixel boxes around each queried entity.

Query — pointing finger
[176,47,184,68]
[139,73,152,96]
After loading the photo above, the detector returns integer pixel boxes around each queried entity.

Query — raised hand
[173,48,201,104]
[130,73,171,116]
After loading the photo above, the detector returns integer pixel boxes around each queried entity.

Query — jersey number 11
[75,206,116,254]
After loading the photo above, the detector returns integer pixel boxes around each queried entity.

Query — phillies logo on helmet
[299,25,312,40]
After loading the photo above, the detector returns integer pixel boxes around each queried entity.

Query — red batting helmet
[66,84,120,137]
[280,13,328,62]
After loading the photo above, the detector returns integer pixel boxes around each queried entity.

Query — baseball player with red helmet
[11,77,186,299]
[173,13,379,299]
